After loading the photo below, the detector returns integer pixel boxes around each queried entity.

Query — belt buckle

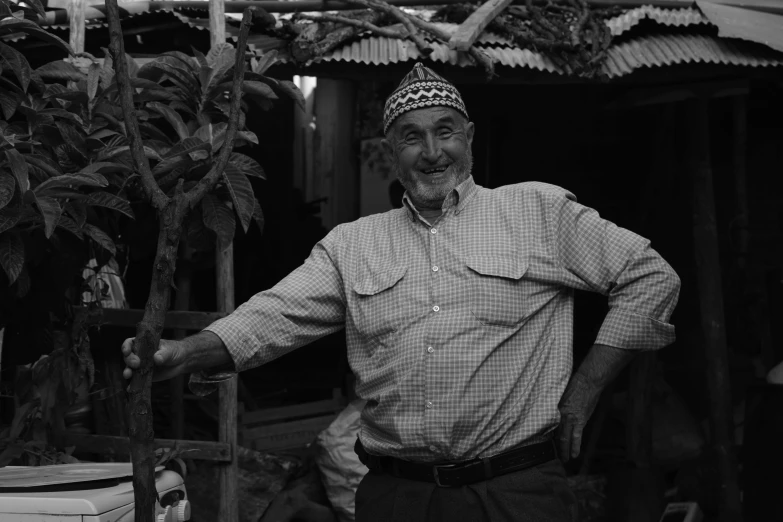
[432,463,458,488]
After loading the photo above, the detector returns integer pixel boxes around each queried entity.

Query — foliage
[0,2,298,467]
[134,44,303,250]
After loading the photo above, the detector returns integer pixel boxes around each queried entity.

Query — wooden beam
[170,246,194,441]
[689,97,743,522]
[68,0,85,53]
[39,0,700,26]
[79,308,226,331]
[216,241,238,522]
[209,0,226,49]
[241,398,343,426]
[63,432,232,461]
[448,0,513,51]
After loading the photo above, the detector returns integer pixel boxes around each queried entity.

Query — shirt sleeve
[188,227,347,395]
[547,191,681,351]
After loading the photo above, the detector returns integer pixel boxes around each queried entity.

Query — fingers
[557,417,574,462]
[570,425,583,460]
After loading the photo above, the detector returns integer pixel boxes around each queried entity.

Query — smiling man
[122,63,681,522]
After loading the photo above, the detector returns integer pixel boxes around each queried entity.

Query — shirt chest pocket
[466,256,531,328]
[352,265,408,342]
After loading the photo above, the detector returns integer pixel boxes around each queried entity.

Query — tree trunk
[128,201,187,521]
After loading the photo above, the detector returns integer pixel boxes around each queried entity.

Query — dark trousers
[355,457,578,522]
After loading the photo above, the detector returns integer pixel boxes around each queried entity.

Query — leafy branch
[104,1,255,520]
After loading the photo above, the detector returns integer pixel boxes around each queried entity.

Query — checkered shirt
[192,176,681,462]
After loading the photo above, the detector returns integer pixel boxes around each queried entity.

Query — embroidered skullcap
[383,62,468,135]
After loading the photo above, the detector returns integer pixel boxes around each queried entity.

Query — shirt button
[427,346,434,353]
[430,228,437,234]
[432,305,440,312]
[425,401,433,408]
[429,445,437,452]
[432,266,439,272]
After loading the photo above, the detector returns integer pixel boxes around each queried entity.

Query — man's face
[382,107,474,210]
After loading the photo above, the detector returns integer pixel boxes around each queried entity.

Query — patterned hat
[383,62,468,135]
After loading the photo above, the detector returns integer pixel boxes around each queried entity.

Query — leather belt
[355,438,556,488]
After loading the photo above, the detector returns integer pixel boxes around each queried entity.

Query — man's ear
[465,121,475,147]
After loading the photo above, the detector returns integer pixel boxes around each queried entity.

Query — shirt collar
[402,176,478,222]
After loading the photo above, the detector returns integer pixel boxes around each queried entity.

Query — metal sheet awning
[697,1,783,53]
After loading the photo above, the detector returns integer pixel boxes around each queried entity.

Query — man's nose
[422,134,440,162]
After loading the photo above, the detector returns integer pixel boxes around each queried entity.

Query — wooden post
[216,241,238,522]
[68,0,86,53]
[314,79,358,230]
[209,0,226,49]
[171,246,194,440]
[689,97,742,522]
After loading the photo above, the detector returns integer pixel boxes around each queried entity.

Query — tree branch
[296,13,406,39]
[184,9,253,211]
[104,0,169,211]
[346,0,433,56]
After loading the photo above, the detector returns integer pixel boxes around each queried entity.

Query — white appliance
[0,463,191,522]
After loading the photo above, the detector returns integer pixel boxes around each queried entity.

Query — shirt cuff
[595,307,675,350]
[203,321,262,373]
[188,370,236,397]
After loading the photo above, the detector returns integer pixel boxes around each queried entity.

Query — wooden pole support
[69,0,86,53]
[216,241,238,522]
[448,0,512,51]
[209,0,226,49]
[171,246,194,440]
[689,97,743,522]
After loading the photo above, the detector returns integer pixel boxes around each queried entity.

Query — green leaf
[252,198,264,234]
[85,191,134,219]
[236,131,258,145]
[162,136,210,161]
[22,0,46,18]
[147,102,190,142]
[222,167,255,233]
[0,41,31,91]
[65,201,86,227]
[251,50,278,75]
[88,128,119,141]
[0,172,14,210]
[227,152,265,179]
[56,215,83,239]
[83,223,116,255]
[192,46,209,69]
[25,153,63,178]
[139,60,198,98]
[0,19,72,54]
[206,43,235,69]
[35,60,85,81]
[201,193,235,246]
[55,121,87,158]
[87,62,100,100]
[5,149,29,192]
[0,231,23,284]
[32,193,61,238]
[80,162,132,175]
[98,145,160,162]
[34,173,108,195]
[162,51,198,73]
[193,123,214,145]
[0,200,20,234]
[275,80,306,112]
[38,108,84,125]
[242,80,278,99]
[0,88,19,120]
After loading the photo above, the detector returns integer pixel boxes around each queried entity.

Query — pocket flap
[354,265,408,296]
[466,256,528,280]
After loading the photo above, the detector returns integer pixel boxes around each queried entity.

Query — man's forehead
[394,107,463,129]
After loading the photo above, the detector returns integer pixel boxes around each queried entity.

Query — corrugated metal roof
[697,1,783,53]
[603,33,783,77]
[605,6,709,36]
[298,32,783,78]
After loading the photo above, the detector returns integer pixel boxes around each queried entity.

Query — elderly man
[123,63,680,521]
